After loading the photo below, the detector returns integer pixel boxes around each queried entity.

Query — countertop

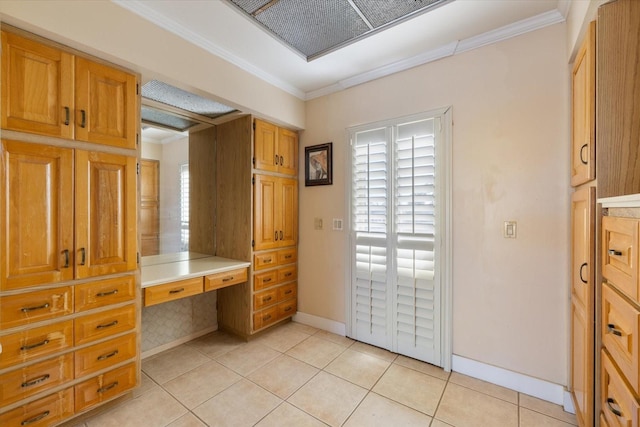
[141,252,251,288]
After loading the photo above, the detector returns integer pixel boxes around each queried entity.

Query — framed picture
[305,142,333,186]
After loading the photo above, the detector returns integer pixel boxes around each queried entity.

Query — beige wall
[565,0,606,61]
[300,23,570,385]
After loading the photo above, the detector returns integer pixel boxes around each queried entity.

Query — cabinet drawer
[0,354,73,407]
[0,320,73,369]
[74,304,136,346]
[601,350,640,427]
[0,387,74,427]
[278,266,297,284]
[602,283,640,395]
[144,277,203,307]
[603,216,639,301]
[75,362,136,412]
[278,248,297,265]
[75,276,136,312]
[0,287,72,329]
[254,251,278,270]
[254,288,278,310]
[601,412,612,427]
[205,268,248,292]
[278,282,297,302]
[253,306,278,330]
[278,299,297,319]
[254,270,278,291]
[75,332,137,378]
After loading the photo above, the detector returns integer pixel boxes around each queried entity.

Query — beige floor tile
[393,355,450,380]
[247,354,319,399]
[287,335,347,368]
[519,394,577,425]
[344,392,433,426]
[163,360,241,409]
[255,402,327,427]
[314,330,355,347]
[186,330,247,359]
[216,341,280,376]
[430,420,455,427]
[85,388,187,427]
[193,379,281,427]
[350,341,398,362]
[166,413,207,427]
[372,364,446,415]
[287,321,320,335]
[142,345,212,384]
[133,372,159,397]
[435,382,518,427]
[254,326,312,352]
[325,349,391,389]
[288,371,367,426]
[448,372,518,404]
[520,407,577,427]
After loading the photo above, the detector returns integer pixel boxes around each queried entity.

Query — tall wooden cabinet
[0,27,140,426]
[140,159,160,256]
[216,116,299,337]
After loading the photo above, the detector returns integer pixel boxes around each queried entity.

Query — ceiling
[115,0,568,101]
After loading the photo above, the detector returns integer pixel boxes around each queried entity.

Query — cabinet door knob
[579,144,588,165]
[579,263,588,284]
[608,249,623,256]
[62,249,70,268]
[80,109,87,128]
[607,397,623,417]
[275,231,279,241]
[274,154,279,165]
[79,247,86,266]
[63,106,70,126]
[607,323,623,336]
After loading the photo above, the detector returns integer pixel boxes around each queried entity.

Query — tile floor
[73,321,577,427]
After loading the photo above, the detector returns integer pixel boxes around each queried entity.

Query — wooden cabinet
[254,174,298,251]
[596,0,640,198]
[1,30,137,149]
[571,21,596,187]
[140,159,160,256]
[143,277,203,307]
[254,119,298,176]
[0,388,74,427]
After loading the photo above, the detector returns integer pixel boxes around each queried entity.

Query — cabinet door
[254,174,278,251]
[1,31,74,139]
[571,300,593,427]
[75,151,137,278]
[571,21,595,187]
[278,127,298,176]
[279,177,298,247]
[75,57,137,149]
[140,159,159,256]
[254,119,278,173]
[1,140,74,290]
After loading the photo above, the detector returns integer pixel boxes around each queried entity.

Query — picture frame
[305,142,333,186]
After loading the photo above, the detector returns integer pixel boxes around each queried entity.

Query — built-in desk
[141,253,250,306]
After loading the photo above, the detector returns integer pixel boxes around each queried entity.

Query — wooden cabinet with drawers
[254,119,298,176]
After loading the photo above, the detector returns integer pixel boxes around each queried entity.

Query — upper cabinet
[254,119,298,176]
[596,0,640,197]
[571,21,596,187]
[1,30,138,149]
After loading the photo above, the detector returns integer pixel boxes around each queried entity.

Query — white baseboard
[452,355,573,412]
[141,326,218,359]
[293,311,346,336]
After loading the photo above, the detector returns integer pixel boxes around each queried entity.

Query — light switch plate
[314,217,323,230]
[333,218,343,231]
[504,221,517,238]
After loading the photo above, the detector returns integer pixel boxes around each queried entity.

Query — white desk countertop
[141,252,250,288]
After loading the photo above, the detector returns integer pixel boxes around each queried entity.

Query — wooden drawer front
[601,412,612,427]
[0,320,73,369]
[75,276,135,312]
[278,299,297,319]
[254,251,278,271]
[75,332,136,378]
[254,270,278,291]
[253,306,278,330]
[254,288,278,310]
[601,350,640,427]
[603,283,640,394]
[277,282,297,302]
[75,362,136,412]
[74,304,136,346]
[205,268,248,292]
[0,387,74,427]
[144,277,203,307]
[278,266,297,284]
[278,248,297,265]
[0,287,72,329]
[603,216,639,301]
[0,354,73,407]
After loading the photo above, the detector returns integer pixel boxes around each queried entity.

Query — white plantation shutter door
[350,114,442,365]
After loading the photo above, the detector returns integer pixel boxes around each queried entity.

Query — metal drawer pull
[275,154,279,165]
[284,272,292,277]
[284,254,292,259]
[96,320,118,330]
[280,231,283,240]
[263,278,272,283]
[607,324,623,336]
[169,288,185,294]
[264,257,272,263]
[21,303,50,313]
[284,306,292,312]
[607,397,623,417]
[79,247,86,265]
[263,296,272,302]
[608,249,623,256]
[62,249,70,268]
[222,276,234,282]
[96,289,118,297]
[97,350,119,361]
[21,374,50,388]
[21,339,50,351]
[275,231,279,241]
[284,290,292,295]
[80,109,86,128]
[579,144,588,165]
[280,155,284,165]
[263,314,271,321]
[21,411,50,426]
[63,106,70,126]
[579,262,588,284]
[97,381,119,393]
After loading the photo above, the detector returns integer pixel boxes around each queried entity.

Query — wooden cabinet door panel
[601,350,640,427]
[571,187,595,308]
[571,300,593,427]
[279,178,298,247]
[254,174,278,250]
[278,127,298,176]
[254,119,278,173]
[1,31,74,139]
[75,150,137,278]
[1,140,74,289]
[602,216,639,302]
